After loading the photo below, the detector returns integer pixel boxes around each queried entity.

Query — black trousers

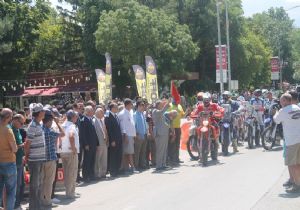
[108,145,122,176]
[82,147,96,180]
[168,128,181,162]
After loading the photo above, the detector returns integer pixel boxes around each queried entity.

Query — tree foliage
[94,1,199,84]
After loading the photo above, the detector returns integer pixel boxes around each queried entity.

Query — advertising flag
[95,69,106,104]
[145,56,159,104]
[105,53,112,101]
[132,65,147,99]
[171,81,181,105]
[215,45,228,83]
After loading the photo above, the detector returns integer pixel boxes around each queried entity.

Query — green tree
[0,0,51,79]
[94,1,199,87]
[0,17,13,55]
[249,7,294,82]
[291,29,300,81]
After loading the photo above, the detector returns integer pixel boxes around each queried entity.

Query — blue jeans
[15,164,24,208]
[0,162,17,210]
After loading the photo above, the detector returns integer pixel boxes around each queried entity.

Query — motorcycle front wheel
[201,137,209,166]
[262,126,275,150]
[222,128,230,156]
[187,135,200,160]
[247,125,254,149]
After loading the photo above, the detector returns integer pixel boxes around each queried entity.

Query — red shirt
[191,102,224,119]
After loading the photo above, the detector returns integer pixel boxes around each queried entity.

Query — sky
[50,0,300,27]
[242,0,300,27]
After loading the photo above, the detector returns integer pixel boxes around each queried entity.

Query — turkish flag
[171,80,181,105]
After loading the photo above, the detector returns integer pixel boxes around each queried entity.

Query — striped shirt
[27,119,46,162]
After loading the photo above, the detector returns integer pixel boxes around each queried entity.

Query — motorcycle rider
[191,92,224,142]
[250,89,265,146]
[219,91,240,152]
[196,92,204,106]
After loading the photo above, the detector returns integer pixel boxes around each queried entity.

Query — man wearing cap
[40,109,65,207]
[24,103,47,210]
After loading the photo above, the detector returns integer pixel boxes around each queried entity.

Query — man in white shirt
[118,99,137,173]
[274,93,300,193]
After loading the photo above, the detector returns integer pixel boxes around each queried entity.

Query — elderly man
[274,93,300,193]
[152,98,172,171]
[80,106,99,182]
[9,114,25,210]
[93,108,108,179]
[118,99,137,173]
[24,103,47,210]
[60,110,80,199]
[0,109,18,210]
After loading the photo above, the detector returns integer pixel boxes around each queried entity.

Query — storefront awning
[40,87,60,96]
[22,88,44,97]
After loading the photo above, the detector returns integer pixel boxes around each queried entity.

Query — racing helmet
[197,92,204,101]
[253,89,262,97]
[222,91,231,101]
[203,92,211,107]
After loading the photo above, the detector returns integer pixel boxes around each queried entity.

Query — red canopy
[40,87,60,96]
[21,87,59,97]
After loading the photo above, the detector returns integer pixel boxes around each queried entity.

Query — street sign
[215,45,228,83]
[231,80,239,90]
[271,57,280,80]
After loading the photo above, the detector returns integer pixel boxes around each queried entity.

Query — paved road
[31,145,298,210]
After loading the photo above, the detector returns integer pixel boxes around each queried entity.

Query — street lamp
[216,1,224,93]
[225,0,232,92]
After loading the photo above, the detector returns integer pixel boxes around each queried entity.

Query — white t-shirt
[60,121,80,153]
[117,109,136,137]
[274,104,300,146]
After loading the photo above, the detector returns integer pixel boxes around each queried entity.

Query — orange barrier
[180,119,192,150]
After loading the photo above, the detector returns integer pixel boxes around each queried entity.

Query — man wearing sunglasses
[10,114,25,210]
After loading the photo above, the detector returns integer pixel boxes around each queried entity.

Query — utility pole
[225,0,232,91]
[216,1,224,93]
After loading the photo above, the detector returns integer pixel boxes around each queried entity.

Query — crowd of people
[1,87,300,210]
[0,96,186,210]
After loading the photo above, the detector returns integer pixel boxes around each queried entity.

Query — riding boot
[232,139,239,152]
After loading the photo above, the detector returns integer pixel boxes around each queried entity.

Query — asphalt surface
[30,143,299,210]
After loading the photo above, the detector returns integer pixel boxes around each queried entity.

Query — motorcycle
[261,100,283,150]
[219,104,232,156]
[187,111,219,166]
[244,106,261,149]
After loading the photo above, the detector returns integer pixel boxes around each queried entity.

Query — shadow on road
[278,192,300,199]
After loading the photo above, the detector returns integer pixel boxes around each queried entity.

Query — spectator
[134,100,148,170]
[274,93,300,193]
[152,99,171,171]
[0,108,18,210]
[168,99,185,165]
[40,110,65,207]
[93,108,108,179]
[80,106,99,182]
[60,110,80,199]
[118,99,137,173]
[24,103,47,210]
[9,114,25,210]
[105,103,123,177]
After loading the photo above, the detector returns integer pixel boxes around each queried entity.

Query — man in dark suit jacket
[105,102,123,177]
[80,105,99,182]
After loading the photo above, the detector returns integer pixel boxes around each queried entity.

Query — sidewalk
[252,169,300,210]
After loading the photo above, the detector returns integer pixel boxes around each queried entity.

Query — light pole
[217,1,224,93]
[225,0,232,92]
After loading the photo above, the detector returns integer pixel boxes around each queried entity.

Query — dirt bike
[262,101,283,150]
[187,111,219,166]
